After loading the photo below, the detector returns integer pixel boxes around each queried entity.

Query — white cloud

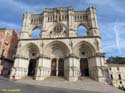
[88,0,125,13]
[114,22,125,51]
[0,0,46,13]
[100,21,125,57]
[0,21,21,32]
[0,0,124,57]
[88,0,110,5]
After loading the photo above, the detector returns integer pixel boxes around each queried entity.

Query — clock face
[54,25,63,33]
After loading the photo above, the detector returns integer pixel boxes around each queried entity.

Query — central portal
[28,59,36,77]
[51,58,64,76]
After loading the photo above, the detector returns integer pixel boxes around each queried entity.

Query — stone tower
[10,7,108,82]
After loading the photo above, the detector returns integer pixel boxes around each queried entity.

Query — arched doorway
[21,43,40,79]
[80,58,89,76]
[51,58,64,77]
[73,41,96,78]
[28,59,37,76]
[44,41,69,78]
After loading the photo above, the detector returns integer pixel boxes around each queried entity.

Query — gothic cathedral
[10,7,108,82]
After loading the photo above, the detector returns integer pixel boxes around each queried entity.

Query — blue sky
[0,0,125,58]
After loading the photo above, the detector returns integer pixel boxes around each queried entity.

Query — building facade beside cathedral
[0,28,18,76]
[9,7,108,82]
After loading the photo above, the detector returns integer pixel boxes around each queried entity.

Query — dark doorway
[28,59,36,76]
[51,59,57,76]
[58,58,64,76]
[80,58,89,76]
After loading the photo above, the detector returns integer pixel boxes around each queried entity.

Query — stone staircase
[16,76,124,93]
[22,76,33,80]
[45,76,65,81]
[78,76,92,80]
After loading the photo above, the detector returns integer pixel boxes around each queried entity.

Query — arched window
[32,28,41,39]
[77,25,87,37]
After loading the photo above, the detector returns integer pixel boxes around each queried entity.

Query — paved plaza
[0,76,123,93]
[16,76,124,93]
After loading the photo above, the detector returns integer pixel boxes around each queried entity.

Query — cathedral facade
[9,7,108,82]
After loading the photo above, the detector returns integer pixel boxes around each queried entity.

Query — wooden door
[58,58,64,76]
[51,59,57,76]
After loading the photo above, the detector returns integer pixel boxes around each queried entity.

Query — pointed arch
[77,24,88,37]
[73,41,96,58]
[44,41,70,58]
[31,26,42,39]
[21,43,40,58]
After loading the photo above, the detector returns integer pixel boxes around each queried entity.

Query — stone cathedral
[9,7,108,82]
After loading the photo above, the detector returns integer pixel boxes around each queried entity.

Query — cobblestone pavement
[0,76,124,93]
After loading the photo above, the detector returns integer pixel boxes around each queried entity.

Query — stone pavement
[0,76,106,93]
[15,76,124,93]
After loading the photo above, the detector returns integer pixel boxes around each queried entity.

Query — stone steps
[22,76,33,80]
[45,76,65,81]
[78,76,93,80]
[16,76,124,93]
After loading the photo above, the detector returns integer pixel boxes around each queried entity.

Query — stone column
[92,53,108,83]
[65,54,79,81]
[20,12,32,39]
[86,7,100,37]
[35,55,51,80]
[68,8,77,37]
[9,56,29,80]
